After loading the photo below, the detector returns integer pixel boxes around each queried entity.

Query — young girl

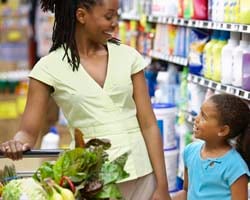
[0,0,171,199]
[173,93,250,200]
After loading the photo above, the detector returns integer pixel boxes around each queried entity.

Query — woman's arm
[0,78,51,159]
[231,175,248,200]
[132,70,171,200]
[172,168,188,200]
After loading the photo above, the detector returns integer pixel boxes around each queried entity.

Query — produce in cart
[1,129,130,200]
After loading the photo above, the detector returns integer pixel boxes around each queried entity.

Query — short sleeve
[131,49,148,75]
[183,143,192,167]
[29,57,54,86]
[225,152,250,185]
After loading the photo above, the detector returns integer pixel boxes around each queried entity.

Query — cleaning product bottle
[242,53,250,91]
[234,0,240,23]
[41,126,60,149]
[232,33,250,87]
[203,30,220,79]
[211,31,229,82]
[221,32,240,85]
[224,0,231,22]
[239,0,250,24]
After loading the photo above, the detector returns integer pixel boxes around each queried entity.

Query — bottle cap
[49,126,58,135]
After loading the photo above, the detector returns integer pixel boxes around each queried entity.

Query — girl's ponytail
[236,123,250,169]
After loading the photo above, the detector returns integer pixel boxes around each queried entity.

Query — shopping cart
[0,149,63,178]
[0,149,64,199]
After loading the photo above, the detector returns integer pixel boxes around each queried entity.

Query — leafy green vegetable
[33,138,130,199]
[2,178,48,200]
[99,152,130,185]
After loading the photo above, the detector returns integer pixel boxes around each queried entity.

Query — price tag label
[193,76,198,83]
[232,24,239,31]
[180,19,184,26]
[160,16,165,23]
[188,20,193,27]
[199,78,205,85]
[226,86,231,93]
[244,92,249,99]
[216,84,222,91]
[208,81,213,88]
[174,18,178,24]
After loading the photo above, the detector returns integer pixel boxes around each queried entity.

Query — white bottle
[221,32,240,84]
[232,33,250,87]
[40,126,60,149]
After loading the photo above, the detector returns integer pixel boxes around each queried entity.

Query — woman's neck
[75,27,106,57]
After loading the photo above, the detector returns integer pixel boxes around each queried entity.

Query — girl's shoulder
[185,140,204,151]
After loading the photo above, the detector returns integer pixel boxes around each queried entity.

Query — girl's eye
[105,14,114,20]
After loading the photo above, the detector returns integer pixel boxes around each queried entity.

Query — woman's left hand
[151,186,172,200]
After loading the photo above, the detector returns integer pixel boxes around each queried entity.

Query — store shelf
[0,70,30,81]
[148,16,250,33]
[120,13,140,21]
[188,74,250,100]
[150,50,188,66]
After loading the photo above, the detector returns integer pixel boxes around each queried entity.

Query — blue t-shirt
[184,141,250,200]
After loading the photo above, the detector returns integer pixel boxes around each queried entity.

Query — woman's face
[79,0,119,44]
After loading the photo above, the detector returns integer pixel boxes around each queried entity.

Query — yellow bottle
[239,0,250,24]
[211,31,229,82]
[203,31,219,79]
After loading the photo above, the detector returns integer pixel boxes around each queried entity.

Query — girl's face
[193,99,223,141]
[79,0,119,44]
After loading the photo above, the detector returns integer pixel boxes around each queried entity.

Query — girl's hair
[40,0,119,71]
[210,94,250,168]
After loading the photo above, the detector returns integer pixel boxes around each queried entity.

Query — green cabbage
[2,178,48,200]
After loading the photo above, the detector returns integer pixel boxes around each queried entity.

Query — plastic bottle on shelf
[216,0,225,22]
[203,30,220,79]
[232,33,250,87]
[221,32,240,85]
[239,0,250,24]
[211,31,229,82]
[242,53,250,91]
[40,126,60,149]
[224,0,231,22]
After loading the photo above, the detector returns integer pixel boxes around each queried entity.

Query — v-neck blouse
[29,42,152,181]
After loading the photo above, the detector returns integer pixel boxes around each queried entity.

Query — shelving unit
[120,14,250,33]
[119,13,250,123]
[188,74,250,101]
[147,16,250,33]
[149,50,188,66]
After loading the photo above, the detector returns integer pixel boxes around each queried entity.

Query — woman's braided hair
[40,0,119,71]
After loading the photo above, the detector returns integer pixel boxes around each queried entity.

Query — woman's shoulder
[34,47,65,68]
[108,41,140,56]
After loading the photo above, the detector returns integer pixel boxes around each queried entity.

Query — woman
[0,0,172,199]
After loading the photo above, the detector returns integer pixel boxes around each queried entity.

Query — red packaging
[192,0,208,20]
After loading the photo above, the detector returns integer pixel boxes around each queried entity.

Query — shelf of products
[188,74,250,101]
[120,13,140,21]
[148,16,250,33]
[150,50,188,66]
[120,14,250,33]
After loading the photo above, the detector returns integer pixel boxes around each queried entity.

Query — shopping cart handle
[0,149,65,158]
